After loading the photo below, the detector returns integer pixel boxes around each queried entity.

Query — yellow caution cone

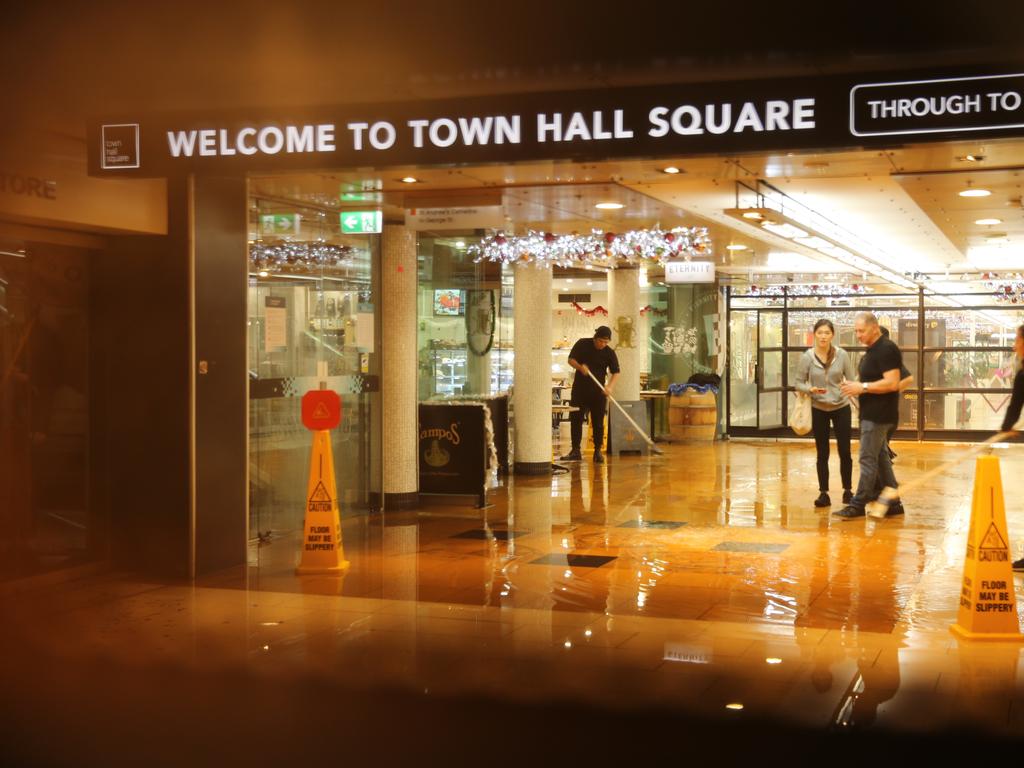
[296,429,349,575]
[951,455,1022,641]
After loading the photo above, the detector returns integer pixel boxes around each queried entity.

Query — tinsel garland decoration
[746,283,867,297]
[468,227,712,267]
[250,241,354,271]
[981,273,1024,303]
[639,305,668,316]
[571,302,609,317]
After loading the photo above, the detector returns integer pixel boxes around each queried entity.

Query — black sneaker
[842,489,853,504]
[1013,558,1024,573]
[593,450,605,464]
[814,492,831,507]
[885,501,905,517]
[560,450,582,461]
[833,505,865,519]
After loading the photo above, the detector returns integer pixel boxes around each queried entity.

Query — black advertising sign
[851,73,1024,137]
[419,403,486,503]
[87,67,1024,177]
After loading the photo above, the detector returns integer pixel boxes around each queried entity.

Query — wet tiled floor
[4,438,1024,750]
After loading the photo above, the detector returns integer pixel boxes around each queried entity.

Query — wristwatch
[862,382,868,393]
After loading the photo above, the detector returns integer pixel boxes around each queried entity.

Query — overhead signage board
[87,68,1024,177]
[339,210,382,234]
[850,72,1024,137]
[665,261,715,284]
[405,206,505,230]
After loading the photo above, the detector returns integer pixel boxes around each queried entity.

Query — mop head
[650,444,664,456]
[866,486,899,519]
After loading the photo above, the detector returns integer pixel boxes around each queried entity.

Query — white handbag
[789,392,812,435]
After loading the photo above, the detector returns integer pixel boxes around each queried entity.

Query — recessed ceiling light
[742,211,765,220]
[595,202,624,210]
[975,218,1003,225]
[725,703,744,711]
[566,278,573,283]
[958,154,986,162]
[661,166,681,174]
[959,188,992,197]
[400,176,419,184]
[725,244,748,251]
[258,270,269,278]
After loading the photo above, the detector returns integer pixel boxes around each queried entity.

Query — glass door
[757,309,785,429]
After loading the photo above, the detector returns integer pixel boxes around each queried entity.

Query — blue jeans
[851,419,898,509]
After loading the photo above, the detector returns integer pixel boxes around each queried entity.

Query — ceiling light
[725,244,748,251]
[958,154,985,162]
[566,278,573,283]
[725,703,744,711]
[741,211,765,220]
[258,270,269,277]
[959,188,992,197]
[595,202,624,210]
[765,657,783,665]
[455,241,466,248]
[661,166,681,174]
[400,176,419,184]
[975,218,1003,225]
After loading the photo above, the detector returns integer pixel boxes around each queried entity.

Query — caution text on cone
[951,455,1022,641]
[296,429,349,575]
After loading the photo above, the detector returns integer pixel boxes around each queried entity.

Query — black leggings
[811,405,852,492]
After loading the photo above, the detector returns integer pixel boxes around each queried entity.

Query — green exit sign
[340,210,382,234]
[261,213,300,235]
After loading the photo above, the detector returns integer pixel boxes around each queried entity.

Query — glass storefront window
[0,242,93,579]
[416,236,510,400]
[246,180,381,545]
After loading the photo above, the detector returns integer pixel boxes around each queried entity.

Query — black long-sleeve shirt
[1002,368,1024,432]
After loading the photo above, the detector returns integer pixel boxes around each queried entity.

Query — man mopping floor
[560,325,620,464]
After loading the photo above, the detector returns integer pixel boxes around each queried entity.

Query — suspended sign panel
[665,261,715,284]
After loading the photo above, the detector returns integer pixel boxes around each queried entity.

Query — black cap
[594,325,612,339]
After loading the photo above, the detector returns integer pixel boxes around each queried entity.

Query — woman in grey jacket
[795,319,857,507]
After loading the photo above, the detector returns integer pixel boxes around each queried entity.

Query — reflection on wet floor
[4,439,1024,746]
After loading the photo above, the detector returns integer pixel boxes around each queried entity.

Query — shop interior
[244,136,1024,539]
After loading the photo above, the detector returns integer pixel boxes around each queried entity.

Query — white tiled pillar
[512,263,552,475]
[609,266,641,400]
[381,225,419,508]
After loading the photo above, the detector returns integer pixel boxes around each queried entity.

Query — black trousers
[811,405,853,492]
[570,392,607,452]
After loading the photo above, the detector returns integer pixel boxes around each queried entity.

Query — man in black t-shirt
[559,325,620,464]
[837,312,905,518]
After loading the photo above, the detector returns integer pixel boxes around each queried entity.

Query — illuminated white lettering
[495,115,521,144]
[348,122,369,151]
[257,127,284,154]
[408,119,429,148]
[237,127,257,155]
[429,118,458,147]
[218,129,236,155]
[286,125,315,153]
[369,121,396,150]
[316,124,335,151]
[167,130,198,157]
[563,112,591,141]
[537,113,561,142]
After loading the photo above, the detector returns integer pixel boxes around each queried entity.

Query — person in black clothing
[878,326,914,462]
[837,312,905,519]
[559,325,620,464]
[1000,325,1024,570]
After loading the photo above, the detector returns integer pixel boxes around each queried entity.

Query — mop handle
[585,368,657,448]
[890,431,1015,498]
